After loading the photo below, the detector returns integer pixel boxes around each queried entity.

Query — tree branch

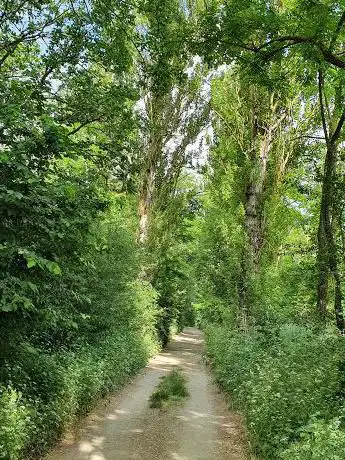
[318,69,329,144]
[224,35,345,69]
[291,135,326,141]
[329,9,345,52]
[331,109,345,145]
[67,118,102,136]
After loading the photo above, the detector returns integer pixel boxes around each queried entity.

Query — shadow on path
[44,328,247,460]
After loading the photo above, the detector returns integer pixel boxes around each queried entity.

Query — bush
[281,419,345,460]
[0,198,161,459]
[0,388,30,460]
[204,323,344,459]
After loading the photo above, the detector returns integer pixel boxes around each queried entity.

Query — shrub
[0,198,161,459]
[204,323,344,459]
[0,388,30,460]
[281,419,345,460]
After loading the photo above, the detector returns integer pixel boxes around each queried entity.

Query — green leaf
[47,261,62,275]
[1,303,14,312]
[0,152,9,162]
[27,258,37,269]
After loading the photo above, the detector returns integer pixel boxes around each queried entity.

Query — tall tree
[209,69,296,326]
[198,0,345,330]
[0,0,138,317]
[316,68,345,329]
[136,0,209,244]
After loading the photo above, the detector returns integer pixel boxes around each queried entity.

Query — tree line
[1,1,345,459]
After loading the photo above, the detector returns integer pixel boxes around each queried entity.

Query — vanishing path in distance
[44,328,248,460]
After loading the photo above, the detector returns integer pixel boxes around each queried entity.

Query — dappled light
[44,329,246,460]
[2,1,345,459]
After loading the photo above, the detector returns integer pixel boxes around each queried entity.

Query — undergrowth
[149,368,189,409]
[204,323,345,459]
[0,198,160,459]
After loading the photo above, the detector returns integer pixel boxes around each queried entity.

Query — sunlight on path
[44,328,247,460]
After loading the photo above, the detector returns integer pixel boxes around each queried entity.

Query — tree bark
[138,163,155,244]
[244,132,271,270]
[238,90,286,325]
[238,251,249,331]
[137,93,163,246]
[317,143,345,330]
[243,92,285,271]
[316,71,345,330]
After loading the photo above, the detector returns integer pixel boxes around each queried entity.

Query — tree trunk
[238,251,249,330]
[244,128,272,270]
[317,143,345,330]
[138,164,155,244]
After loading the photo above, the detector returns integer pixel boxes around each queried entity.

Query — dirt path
[44,328,248,460]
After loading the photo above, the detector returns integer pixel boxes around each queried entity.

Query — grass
[149,368,189,409]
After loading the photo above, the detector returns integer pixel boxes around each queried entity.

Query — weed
[149,368,189,409]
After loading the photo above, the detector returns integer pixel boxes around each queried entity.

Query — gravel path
[44,328,248,460]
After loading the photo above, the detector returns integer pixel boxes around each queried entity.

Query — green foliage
[198,0,345,73]
[0,1,204,458]
[0,199,160,459]
[192,20,345,460]
[153,238,196,344]
[149,368,189,409]
[0,388,30,460]
[281,419,345,460]
[138,0,191,96]
[205,323,345,459]
[194,298,237,328]
[0,2,200,457]
[149,175,200,344]
[5,1,345,460]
